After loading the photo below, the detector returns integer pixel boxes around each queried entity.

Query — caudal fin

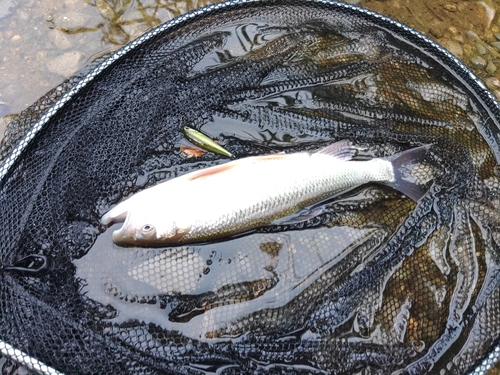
[386,145,431,202]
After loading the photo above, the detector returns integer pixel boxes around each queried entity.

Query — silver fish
[101,140,428,246]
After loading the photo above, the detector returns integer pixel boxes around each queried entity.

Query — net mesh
[1,1,500,374]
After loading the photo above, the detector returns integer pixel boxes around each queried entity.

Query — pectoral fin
[271,205,325,226]
[171,226,191,241]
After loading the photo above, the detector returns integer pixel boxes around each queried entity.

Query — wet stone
[475,42,487,55]
[482,1,496,28]
[443,4,456,12]
[466,30,480,42]
[49,30,72,50]
[46,51,85,77]
[429,26,443,39]
[491,41,500,51]
[16,9,30,21]
[485,77,500,90]
[486,60,497,74]
[440,39,464,58]
[470,55,487,69]
[54,11,92,30]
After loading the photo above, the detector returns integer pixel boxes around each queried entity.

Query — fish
[101,140,429,247]
[181,126,233,158]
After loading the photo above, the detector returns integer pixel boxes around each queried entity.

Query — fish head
[112,211,190,247]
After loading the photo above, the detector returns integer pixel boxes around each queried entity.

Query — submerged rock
[46,51,84,77]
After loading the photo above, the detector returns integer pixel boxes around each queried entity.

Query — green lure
[181,126,233,158]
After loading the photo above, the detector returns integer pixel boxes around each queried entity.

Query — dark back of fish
[1,1,500,374]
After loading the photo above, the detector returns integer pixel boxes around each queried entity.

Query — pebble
[440,39,464,59]
[475,42,487,55]
[485,77,500,88]
[429,26,444,39]
[176,1,188,14]
[491,42,500,51]
[443,4,457,12]
[495,33,500,41]
[463,44,473,57]
[486,60,497,74]
[49,30,72,50]
[46,51,85,77]
[470,55,487,69]
[466,30,480,42]
[54,11,92,30]
[16,9,30,21]
[480,1,496,29]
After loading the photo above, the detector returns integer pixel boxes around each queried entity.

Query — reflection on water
[54,0,173,45]
[75,223,380,340]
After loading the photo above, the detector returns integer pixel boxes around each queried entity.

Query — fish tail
[386,145,431,202]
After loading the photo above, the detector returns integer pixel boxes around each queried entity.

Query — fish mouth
[101,198,134,225]
[111,212,133,245]
[111,225,127,245]
[101,207,128,226]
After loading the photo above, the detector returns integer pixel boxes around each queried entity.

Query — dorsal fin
[314,140,357,160]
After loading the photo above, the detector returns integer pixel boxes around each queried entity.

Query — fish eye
[141,224,156,238]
